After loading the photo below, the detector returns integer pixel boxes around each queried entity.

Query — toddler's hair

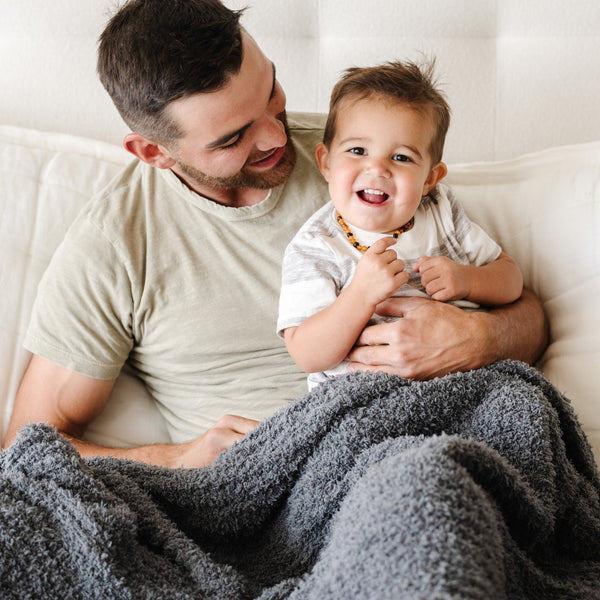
[323,60,450,164]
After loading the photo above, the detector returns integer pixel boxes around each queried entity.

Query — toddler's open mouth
[357,188,389,204]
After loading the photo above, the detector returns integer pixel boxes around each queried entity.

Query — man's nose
[254,113,287,151]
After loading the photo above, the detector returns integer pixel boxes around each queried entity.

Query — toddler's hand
[414,256,469,301]
[351,237,409,307]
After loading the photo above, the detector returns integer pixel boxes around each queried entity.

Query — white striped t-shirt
[277,183,502,387]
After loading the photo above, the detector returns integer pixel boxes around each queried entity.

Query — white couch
[1,1,599,461]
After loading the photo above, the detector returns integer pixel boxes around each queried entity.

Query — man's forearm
[10,415,258,470]
[5,419,183,468]
[477,288,549,366]
[52,412,258,469]
[63,434,188,468]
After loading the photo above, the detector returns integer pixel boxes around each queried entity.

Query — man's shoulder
[88,159,164,211]
[100,158,150,196]
[287,112,325,158]
[78,159,161,237]
[287,112,326,132]
[283,112,328,205]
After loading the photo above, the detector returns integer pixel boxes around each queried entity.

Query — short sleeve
[23,214,135,379]
[276,233,342,337]
[444,186,502,266]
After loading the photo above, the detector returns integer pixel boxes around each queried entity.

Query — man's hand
[347,296,484,379]
[346,290,547,380]
[166,414,259,468]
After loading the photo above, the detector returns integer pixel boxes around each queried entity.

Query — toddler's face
[315,95,445,233]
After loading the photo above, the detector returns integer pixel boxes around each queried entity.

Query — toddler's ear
[423,161,448,195]
[314,143,331,181]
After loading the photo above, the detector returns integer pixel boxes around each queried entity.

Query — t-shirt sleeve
[23,214,135,379]
[276,232,341,338]
[445,187,502,266]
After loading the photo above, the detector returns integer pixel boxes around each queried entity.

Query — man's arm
[346,288,548,380]
[4,354,258,468]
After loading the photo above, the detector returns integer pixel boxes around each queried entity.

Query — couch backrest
[1,1,599,164]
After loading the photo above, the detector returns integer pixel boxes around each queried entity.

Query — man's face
[161,32,296,202]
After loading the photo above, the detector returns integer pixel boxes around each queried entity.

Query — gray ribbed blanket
[1,361,599,599]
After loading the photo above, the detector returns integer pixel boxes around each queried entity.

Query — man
[4,0,547,467]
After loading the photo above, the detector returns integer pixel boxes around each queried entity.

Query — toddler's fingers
[368,236,398,254]
[414,256,427,271]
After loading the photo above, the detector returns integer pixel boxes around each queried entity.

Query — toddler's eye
[349,147,365,155]
[392,154,411,162]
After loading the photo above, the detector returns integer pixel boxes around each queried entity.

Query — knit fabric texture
[1,360,599,599]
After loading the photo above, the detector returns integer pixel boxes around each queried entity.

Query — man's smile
[248,145,286,169]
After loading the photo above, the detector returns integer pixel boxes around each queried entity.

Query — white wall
[1,0,599,163]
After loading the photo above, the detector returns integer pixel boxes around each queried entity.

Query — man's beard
[176,112,297,191]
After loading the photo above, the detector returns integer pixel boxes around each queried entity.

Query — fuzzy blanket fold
[1,360,599,599]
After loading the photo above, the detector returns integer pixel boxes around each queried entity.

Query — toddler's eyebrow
[398,145,423,159]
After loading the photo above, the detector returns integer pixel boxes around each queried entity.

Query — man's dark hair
[98,0,245,143]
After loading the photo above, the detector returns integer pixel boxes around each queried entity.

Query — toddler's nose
[365,157,391,178]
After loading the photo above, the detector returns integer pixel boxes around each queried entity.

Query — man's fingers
[198,415,260,466]
[216,414,260,435]
[353,322,391,347]
[374,295,429,319]
[347,361,403,376]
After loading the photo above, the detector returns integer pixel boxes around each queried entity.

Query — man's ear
[123,133,176,169]
[422,161,448,195]
[314,142,331,181]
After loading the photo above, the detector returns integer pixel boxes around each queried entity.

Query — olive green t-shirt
[24,113,328,442]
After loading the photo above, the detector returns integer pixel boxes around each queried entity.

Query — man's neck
[173,170,270,208]
[192,184,270,208]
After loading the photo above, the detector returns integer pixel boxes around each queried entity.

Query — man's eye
[392,154,411,162]
[221,136,242,149]
[349,147,365,155]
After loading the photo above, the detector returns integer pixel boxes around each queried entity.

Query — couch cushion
[1,126,599,461]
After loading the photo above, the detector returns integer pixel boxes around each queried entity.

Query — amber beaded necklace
[336,212,415,252]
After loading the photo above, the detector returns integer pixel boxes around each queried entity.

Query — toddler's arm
[414,252,523,306]
[284,237,408,373]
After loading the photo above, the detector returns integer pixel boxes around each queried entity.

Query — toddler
[277,60,523,388]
